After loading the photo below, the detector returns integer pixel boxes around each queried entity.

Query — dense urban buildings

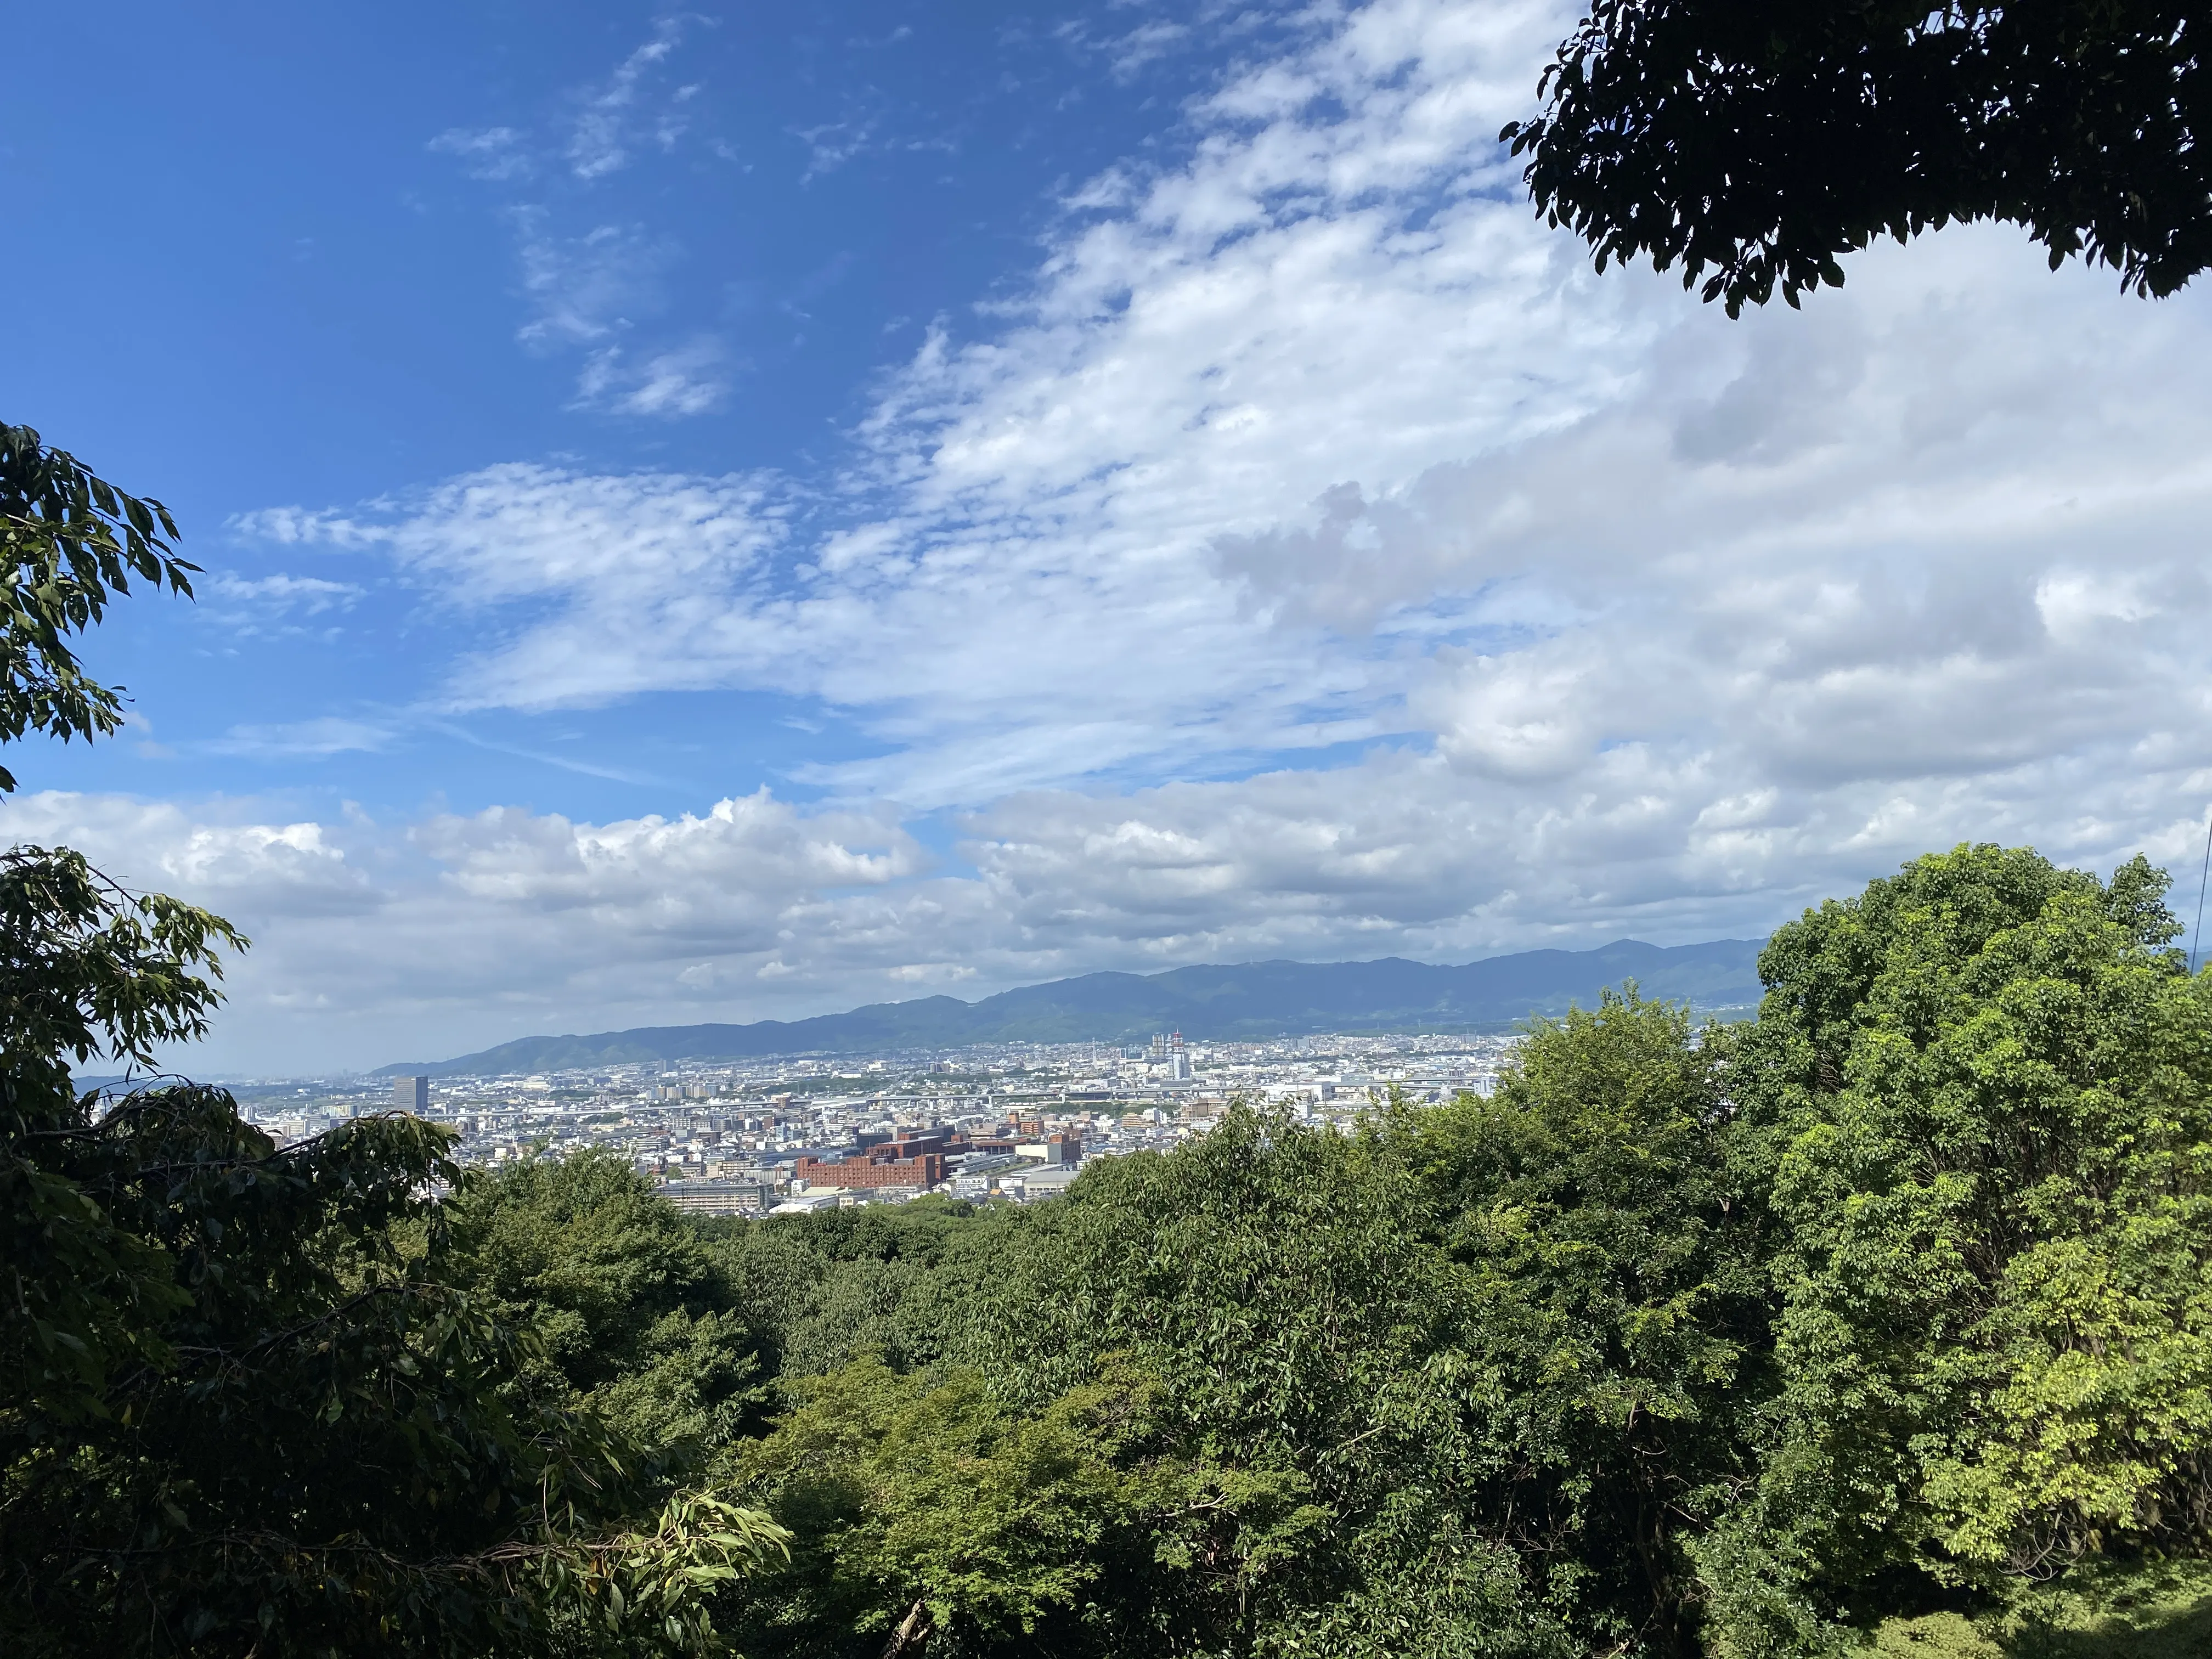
[228,1030,1522,1212]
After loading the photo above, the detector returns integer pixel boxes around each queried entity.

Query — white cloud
[566,19,689,180]
[887,962,978,984]
[32,736,2212,1073]
[256,462,784,610]
[510,215,674,347]
[225,506,383,549]
[253,0,1645,804]
[427,26,696,189]
[573,336,733,416]
[428,126,532,182]
[421,22,727,417]
[792,116,884,181]
[208,572,365,617]
[0,793,379,923]
[183,0,2212,1067]
[205,719,393,760]
[416,791,919,913]
[294,0,2212,817]
[4,788,952,1070]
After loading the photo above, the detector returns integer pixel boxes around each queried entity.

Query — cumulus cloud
[38,737,2211,1073]
[184,0,2212,1067]
[8,789,950,1069]
[0,793,379,923]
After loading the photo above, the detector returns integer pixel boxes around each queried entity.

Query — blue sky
[16,1,1279,819]
[12,0,2212,1074]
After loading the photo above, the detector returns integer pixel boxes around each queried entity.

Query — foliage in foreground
[0,851,789,1656]
[417,843,2212,1656]
[1502,0,2212,314]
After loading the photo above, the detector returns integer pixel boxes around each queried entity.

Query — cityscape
[235,1029,1523,1211]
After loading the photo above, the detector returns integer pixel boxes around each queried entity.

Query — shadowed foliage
[1503,2,2212,314]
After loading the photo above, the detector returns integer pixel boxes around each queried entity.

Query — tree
[0,422,195,789]
[444,1149,777,1452]
[687,1196,995,1385]
[1398,991,1772,1657]
[1502,1,2212,314]
[727,1357,1177,1659]
[1699,845,2212,1655]
[962,1108,1575,1659]
[0,424,787,1656]
[5,1075,787,1656]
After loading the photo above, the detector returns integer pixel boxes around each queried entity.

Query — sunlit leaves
[1702,845,2212,1651]
[0,422,196,791]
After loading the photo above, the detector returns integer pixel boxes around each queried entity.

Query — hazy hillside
[381,937,1766,1077]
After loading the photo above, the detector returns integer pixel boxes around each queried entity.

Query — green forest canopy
[13,837,2212,1654]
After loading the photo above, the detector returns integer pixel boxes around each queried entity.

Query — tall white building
[392,1075,430,1115]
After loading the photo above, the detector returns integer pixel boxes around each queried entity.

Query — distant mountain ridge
[379,938,1768,1077]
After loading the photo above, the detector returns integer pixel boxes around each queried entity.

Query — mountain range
[379,937,1769,1077]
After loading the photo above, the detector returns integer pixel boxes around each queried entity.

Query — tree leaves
[1503,1,2212,314]
[1701,845,2212,1652]
[0,423,195,791]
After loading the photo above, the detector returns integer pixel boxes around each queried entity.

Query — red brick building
[794,1150,947,1190]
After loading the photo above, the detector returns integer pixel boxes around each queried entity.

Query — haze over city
[15,0,2212,1074]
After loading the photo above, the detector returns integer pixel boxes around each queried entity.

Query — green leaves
[1701,844,2212,1652]
[5,446,2194,1659]
[4,1086,792,1657]
[442,1149,778,1452]
[541,1491,791,1651]
[0,423,195,792]
[0,844,244,1077]
[1397,991,1768,1653]
[692,873,2212,1656]
[0,845,246,1429]
[732,1358,1155,1650]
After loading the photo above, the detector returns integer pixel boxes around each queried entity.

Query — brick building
[794,1150,947,1190]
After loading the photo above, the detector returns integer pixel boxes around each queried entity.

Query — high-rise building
[1170,1031,1192,1083]
[392,1075,430,1115]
